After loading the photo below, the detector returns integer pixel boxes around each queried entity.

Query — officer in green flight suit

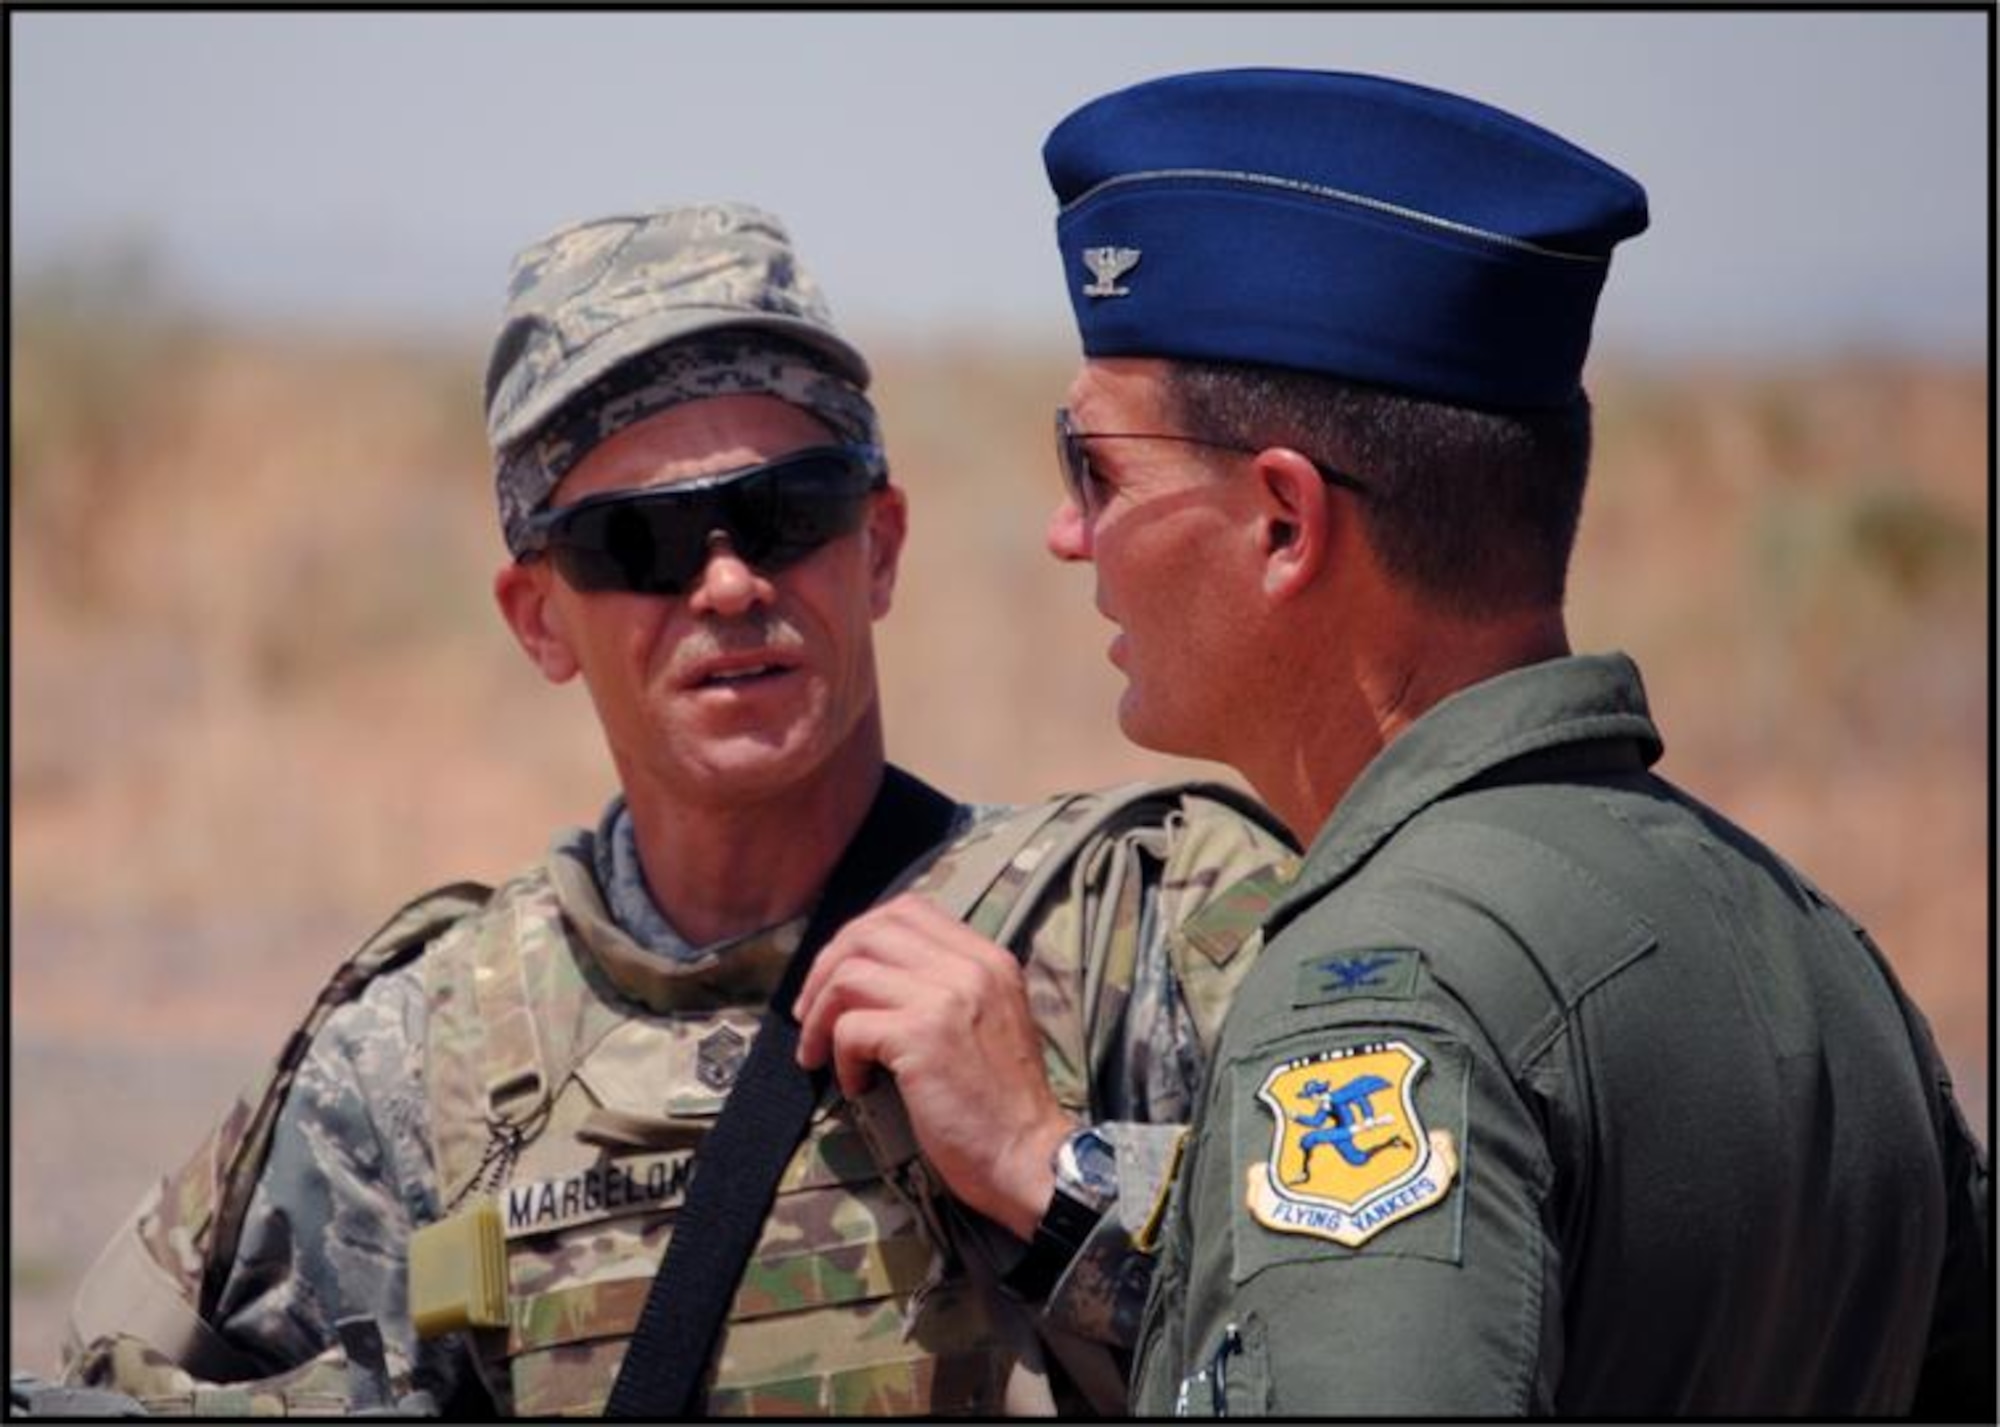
[1033,68,1992,1416]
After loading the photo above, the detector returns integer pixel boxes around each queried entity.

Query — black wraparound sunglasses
[518,445,886,596]
[1054,406,1370,518]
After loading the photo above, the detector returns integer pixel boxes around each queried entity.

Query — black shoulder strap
[603,765,958,1419]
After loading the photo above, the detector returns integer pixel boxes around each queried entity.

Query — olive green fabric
[1133,652,1991,1417]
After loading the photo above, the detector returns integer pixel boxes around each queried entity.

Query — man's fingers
[795,895,945,1017]
[877,895,1027,974]
[797,895,1017,1026]
[795,956,948,1069]
[826,1008,901,1098]
[796,960,891,1067]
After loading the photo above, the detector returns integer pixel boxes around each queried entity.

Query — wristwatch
[1054,1124,1118,1211]
[1002,1126,1116,1302]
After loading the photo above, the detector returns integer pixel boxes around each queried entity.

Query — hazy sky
[11,9,1991,357]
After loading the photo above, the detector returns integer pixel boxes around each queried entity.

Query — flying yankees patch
[1245,1039,1456,1247]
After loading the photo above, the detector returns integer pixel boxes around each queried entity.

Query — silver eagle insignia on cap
[1082,246,1142,298]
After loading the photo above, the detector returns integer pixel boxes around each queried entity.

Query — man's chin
[670,709,885,806]
[688,738,821,790]
[1116,689,1201,760]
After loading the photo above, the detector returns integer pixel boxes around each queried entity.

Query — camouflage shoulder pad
[1175,862,1294,970]
[966,780,1289,955]
[193,882,493,1320]
[1157,779,1294,849]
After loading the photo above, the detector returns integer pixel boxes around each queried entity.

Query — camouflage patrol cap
[486,201,870,450]
[484,202,879,553]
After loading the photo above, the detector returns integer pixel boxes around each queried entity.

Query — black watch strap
[1002,1186,1103,1302]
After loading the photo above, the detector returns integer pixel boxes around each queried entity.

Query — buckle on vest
[410,1199,509,1338]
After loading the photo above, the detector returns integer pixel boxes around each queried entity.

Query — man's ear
[494,560,581,683]
[1253,449,1331,601]
[864,484,909,620]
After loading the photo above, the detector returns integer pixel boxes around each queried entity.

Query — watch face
[1057,1127,1118,1209]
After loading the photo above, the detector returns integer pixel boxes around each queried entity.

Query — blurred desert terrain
[9,266,1990,1376]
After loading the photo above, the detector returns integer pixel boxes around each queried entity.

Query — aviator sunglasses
[1054,406,1370,519]
[518,444,887,595]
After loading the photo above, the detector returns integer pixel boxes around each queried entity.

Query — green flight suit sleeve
[1134,986,1563,1414]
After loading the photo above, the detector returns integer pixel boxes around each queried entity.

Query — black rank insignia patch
[696,1023,749,1092]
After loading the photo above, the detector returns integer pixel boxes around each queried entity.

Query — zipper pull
[1210,1323,1243,1416]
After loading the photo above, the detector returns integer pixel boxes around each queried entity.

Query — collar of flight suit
[1269,651,1665,932]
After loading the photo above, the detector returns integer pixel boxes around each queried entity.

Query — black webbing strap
[603,764,958,1418]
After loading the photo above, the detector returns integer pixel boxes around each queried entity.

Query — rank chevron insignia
[1081,245,1142,298]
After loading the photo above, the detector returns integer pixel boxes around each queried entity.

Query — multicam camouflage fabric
[61,1322,430,1419]
[62,784,1295,1416]
[421,863,1017,1415]
[65,1335,354,1417]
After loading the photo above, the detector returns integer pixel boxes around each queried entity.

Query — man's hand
[794,893,1074,1240]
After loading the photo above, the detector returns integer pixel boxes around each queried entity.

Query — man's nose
[1045,497,1095,563]
[687,533,773,617]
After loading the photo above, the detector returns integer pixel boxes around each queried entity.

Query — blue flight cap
[1043,69,1649,410]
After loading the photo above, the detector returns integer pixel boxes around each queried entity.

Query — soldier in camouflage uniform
[55,202,1296,1417]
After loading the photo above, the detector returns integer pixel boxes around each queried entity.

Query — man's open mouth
[701,663,787,687]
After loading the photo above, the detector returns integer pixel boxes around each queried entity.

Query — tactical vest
[63,883,494,1414]
[410,783,1276,1416]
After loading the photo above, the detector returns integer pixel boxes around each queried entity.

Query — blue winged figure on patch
[1245,1039,1457,1247]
